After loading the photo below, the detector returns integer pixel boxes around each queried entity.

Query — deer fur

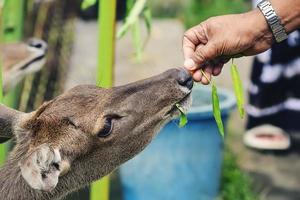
[0,68,192,200]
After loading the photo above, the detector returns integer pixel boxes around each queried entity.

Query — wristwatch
[257,0,288,43]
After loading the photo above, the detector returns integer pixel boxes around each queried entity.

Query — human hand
[182,9,273,84]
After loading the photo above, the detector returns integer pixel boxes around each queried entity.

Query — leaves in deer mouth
[175,103,188,127]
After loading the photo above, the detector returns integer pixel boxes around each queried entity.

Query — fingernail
[184,59,197,70]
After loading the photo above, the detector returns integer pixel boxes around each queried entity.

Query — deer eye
[97,118,113,137]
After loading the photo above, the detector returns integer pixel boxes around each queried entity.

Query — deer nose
[177,68,193,90]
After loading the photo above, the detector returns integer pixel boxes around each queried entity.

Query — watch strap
[257,0,288,43]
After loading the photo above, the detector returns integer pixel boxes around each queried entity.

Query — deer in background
[0,38,47,93]
[0,68,193,200]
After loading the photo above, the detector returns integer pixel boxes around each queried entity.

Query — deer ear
[0,104,24,143]
[11,101,54,143]
[31,100,53,120]
[19,144,70,191]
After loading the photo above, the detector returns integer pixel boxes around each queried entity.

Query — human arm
[182,0,300,83]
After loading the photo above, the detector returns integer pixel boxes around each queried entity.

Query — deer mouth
[20,54,46,70]
[165,92,192,118]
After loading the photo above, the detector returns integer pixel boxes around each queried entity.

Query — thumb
[191,42,219,68]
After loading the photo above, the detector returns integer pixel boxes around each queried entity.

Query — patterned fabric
[246,0,300,132]
[246,29,300,131]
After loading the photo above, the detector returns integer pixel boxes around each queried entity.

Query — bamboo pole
[2,0,25,109]
[96,0,116,88]
[90,0,117,199]
[0,0,24,166]
[0,0,5,166]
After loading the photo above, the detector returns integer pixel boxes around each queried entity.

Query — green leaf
[117,0,147,39]
[141,6,152,49]
[230,62,245,118]
[143,6,152,35]
[132,20,142,62]
[126,0,135,15]
[212,83,225,138]
[81,0,97,10]
[179,113,188,128]
[176,103,188,127]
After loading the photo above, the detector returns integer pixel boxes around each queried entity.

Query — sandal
[243,124,291,150]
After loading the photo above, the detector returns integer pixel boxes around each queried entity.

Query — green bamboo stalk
[0,0,24,166]
[96,0,116,88]
[3,0,24,42]
[0,1,4,102]
[3,0,25,109]
[0,0,5,166]
[90,0,116,199]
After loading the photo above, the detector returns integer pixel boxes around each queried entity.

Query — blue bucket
[119,85,236,200]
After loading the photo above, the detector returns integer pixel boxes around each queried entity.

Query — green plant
[184,0,250,28]
[198,59,244,138]
[117,0,152,61]
[220,148,258,200]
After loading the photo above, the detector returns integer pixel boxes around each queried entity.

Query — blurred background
[0,0,299,200]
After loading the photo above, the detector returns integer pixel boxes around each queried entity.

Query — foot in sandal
[243,124,291,150]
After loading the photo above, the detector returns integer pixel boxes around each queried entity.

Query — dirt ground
[66,19,300,200]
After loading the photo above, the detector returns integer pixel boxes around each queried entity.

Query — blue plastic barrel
[119,85,236,200]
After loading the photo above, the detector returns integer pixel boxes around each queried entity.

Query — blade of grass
[175,103,188,127]
[212,82,224,138]
[230,61,245,118]
[117,0,147,39]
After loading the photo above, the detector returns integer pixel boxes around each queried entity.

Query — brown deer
[0,68,193,200]
[0,38,47,93]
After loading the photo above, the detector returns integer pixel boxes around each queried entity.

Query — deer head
[0,68,193,199]
[1,38,47,93]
